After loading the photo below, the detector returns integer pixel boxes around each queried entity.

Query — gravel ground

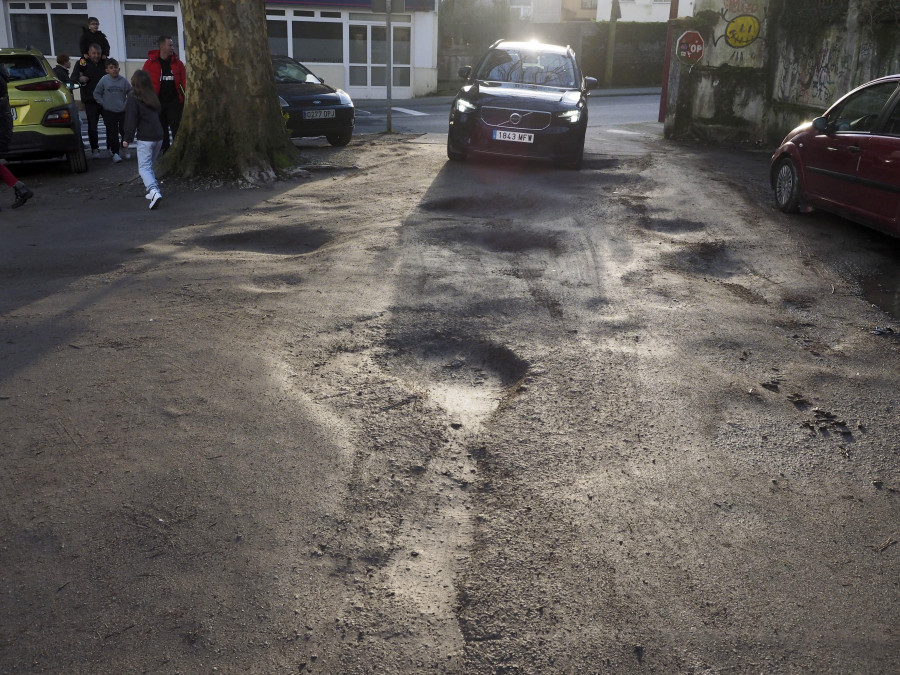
[1,129,898,673]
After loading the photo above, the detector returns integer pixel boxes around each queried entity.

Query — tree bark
[164,0,299,181]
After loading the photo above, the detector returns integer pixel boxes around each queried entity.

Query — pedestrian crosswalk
[79,112,113,150]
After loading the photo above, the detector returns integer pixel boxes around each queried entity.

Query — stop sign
[677,30,705,65]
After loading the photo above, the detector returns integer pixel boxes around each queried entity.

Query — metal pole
[386,0,393,133]
[658,0,679,123]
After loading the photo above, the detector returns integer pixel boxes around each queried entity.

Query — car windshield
[274,59,320,85]
[0,56,46,81]
[475,48,576,88]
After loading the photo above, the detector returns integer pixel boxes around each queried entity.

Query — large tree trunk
[164,0,299,181]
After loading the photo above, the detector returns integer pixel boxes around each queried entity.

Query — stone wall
[663,0,900,144]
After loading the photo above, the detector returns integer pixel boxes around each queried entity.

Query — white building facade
[0,0,438,98]
[596,0,694,22]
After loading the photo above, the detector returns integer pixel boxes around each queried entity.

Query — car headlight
[557,109,581,123]
[336,89,353,106]
[455,98,477,113]
[278,96,289,108]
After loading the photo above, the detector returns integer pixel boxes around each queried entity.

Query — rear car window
[0,56,46,81]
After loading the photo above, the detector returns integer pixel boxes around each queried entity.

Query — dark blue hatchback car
[447,40,598,170]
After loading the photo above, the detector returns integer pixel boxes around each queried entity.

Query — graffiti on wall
[723,14,761,48]
[700,0,769,67]
[774,37,851,107]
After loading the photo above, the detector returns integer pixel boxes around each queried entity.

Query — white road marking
[392,107,429,116]
[606,129,642,135]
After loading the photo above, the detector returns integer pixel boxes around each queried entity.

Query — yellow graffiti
[725,14,760,49]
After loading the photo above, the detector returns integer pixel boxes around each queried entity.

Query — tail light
[43,107,73,126]
[16,80,62,91]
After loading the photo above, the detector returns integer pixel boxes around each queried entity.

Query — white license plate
[493,130,534,143]
[303,109,335,120]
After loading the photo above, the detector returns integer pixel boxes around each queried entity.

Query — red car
[770,74,900,237]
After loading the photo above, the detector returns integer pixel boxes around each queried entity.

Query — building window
[349,22,410,88]
[123,15,179,60]
[7,3,87,59]
[267,19,288,56]
[123,3,180,60]
[581,0,597,8]
[292,21,343,63]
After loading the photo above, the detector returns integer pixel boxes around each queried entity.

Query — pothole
[428,223,563,254]
[581,157,621,171]
[382,333,529,428]
[194,225,332,254]
[642,218,706,233]
[419,193,554,216]
[720,281,768,305]
[660,240,735,277]
[862,268,900,319]
[242,273,305,294]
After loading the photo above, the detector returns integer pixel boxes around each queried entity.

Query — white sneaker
[148,189,162,210]
[112,153,122,163]
[91,150,100,159]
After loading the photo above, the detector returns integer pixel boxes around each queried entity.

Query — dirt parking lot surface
[2,130,899,673]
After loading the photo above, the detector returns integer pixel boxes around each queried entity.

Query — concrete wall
[663,0,900,144]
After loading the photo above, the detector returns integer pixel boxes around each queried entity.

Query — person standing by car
[0,65,34,209]
[71,45,107,159]
[142,36,185,154]
[53,54,72,84]
[122,70,164,210]
[93,58,132,163]
[79,17,110,59]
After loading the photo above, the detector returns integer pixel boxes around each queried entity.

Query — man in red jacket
[141,35,186,153]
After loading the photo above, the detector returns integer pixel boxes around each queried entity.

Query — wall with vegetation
[436,6,667,88]
[663,0,900,144]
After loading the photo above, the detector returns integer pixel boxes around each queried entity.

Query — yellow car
[1,47,87,173]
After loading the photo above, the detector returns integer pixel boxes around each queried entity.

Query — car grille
[481,107,551,131]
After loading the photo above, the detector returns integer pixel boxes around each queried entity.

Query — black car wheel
[67,147,88,174]
[774,156,801,213]
[447,138,466,162]
[557,138,584,170]
[327,130,352,147]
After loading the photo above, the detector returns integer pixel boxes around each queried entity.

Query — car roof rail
[490,39,505,49]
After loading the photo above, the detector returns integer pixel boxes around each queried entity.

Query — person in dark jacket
[79,17,110,58]
[71,44,107,159]
[52,54,72,84]
[0,66,34,209]
[122,70,164,210]
[141,35,186,153]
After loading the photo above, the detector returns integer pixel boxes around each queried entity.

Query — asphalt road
[353,90,662,135]
[80,91,662,150]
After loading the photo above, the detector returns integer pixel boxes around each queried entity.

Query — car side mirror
[458,66,472,80]
[812,116,831,134]
[584,76,599,91]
